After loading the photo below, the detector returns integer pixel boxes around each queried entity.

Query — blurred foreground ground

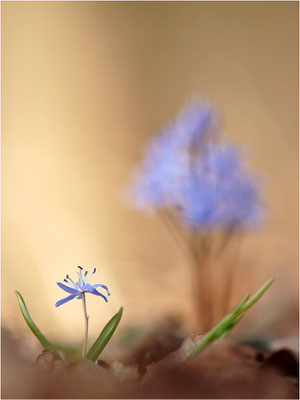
[2,325,298,399]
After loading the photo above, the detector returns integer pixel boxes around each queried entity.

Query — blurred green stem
[81,292,89,357]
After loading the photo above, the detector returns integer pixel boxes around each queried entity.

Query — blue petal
[55,294,77,307]
[86,285,108,302]
[57,282,79,295]
[93,284,111,296]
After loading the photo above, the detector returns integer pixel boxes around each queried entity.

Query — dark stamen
[66,274,69,279]
[78,266,83,270]
[93,268,96,274]
[64,279,68,283]
[84,271,88,276]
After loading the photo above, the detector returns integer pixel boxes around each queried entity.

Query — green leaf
[219,314,244,341]
[86,307,123,362]
[186,277,275,360]
[233,293,250,314]
[239,277,275,313]
[15,291,61,358]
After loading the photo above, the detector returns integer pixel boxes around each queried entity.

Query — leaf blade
[239,277,275,313]
[86,307,123,362]
[186,277,275,360]
[15,291,61,358]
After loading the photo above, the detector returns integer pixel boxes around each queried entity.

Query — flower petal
[55,293,77,307]
[57,282,79,295]
[93,284,111,296]
[86,285,108,302]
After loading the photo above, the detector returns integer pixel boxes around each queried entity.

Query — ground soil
[2,329,298,399]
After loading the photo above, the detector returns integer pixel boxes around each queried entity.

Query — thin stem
[81,292,89,358]
[191,235,214,331]
[159,210,192,263]
[220,234,242,317]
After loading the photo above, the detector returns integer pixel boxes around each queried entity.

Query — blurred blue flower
[129,100,263,230]
[181,143,262,229]
[130,100,218,210]
[55,266,110,307]
[130,133,186,209]
[162,100,218,149]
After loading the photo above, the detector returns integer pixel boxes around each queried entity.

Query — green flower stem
[81,292,89,358]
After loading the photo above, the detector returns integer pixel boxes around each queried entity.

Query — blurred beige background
[2,2,298,345]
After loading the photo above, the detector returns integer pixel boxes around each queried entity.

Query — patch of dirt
[2,330,298,398]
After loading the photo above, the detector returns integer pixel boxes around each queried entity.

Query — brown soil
[2,330,298,399]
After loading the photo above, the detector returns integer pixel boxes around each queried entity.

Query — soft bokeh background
[2,1,298,349]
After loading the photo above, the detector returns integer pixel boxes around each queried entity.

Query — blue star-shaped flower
[55,266,110,307]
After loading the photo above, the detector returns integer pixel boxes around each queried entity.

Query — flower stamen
[87,268,96,283]
[66,274,79,290]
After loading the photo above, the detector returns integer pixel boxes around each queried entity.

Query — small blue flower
[55,266,110,307]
